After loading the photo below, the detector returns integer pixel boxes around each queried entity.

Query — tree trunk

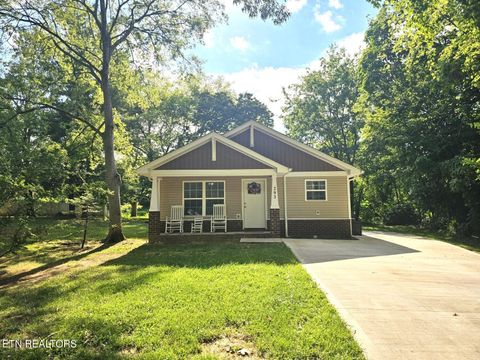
[26,190,36,217]
[130,201,137,217]
[100,19,125,243]
[82,208,88,249]
[101,83,125,242]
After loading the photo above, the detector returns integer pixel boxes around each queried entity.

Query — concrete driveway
[284,232,480,360]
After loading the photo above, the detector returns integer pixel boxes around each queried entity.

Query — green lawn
[0,219,363,359]
[364,224,480,253]
[0,218,148,280]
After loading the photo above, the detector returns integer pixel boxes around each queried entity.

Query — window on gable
[305,180,327,201]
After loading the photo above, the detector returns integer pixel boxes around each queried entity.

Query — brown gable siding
[230,129,342,171]
[156,141,271,170]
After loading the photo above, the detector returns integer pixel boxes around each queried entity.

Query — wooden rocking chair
[165,205,184,233]
[211,204,227,232]
[191,216,203,233]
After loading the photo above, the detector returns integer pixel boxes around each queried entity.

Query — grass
[0,219,363,359]
[364,224,480,253]
[0,218,148,279]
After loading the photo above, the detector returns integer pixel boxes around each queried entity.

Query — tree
[358,3,480,233]
[282,46,363,219]
[190,89,273,140]
[0,0,290,242]
[282,46,362,165]
[122,72,274,210]
[236,92,274,126]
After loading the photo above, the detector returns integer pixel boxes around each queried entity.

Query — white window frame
[182,180,226,216]
[305,179,327,202]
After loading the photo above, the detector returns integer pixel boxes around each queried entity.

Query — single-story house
[137,121,362,240]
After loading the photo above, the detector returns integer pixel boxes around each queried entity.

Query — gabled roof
[224,121,362,176]
[136,132,290,176]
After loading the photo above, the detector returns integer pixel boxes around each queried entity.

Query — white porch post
[270,173,281,237]
[149,177,161,212]
[270,174,280,209]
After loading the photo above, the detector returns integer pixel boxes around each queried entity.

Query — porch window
[206,181,224,215]
[305,179,327,201]
[184,182,203,215]
[183,181,225,216]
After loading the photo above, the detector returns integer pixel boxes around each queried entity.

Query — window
[206,181,224,215]
[183,181,225,216]
[305,180,327,201]
[184,182,203,215]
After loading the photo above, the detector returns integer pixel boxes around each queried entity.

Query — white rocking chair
[165,205,184,233]
[211,204,227,232]
[191,216,203,233]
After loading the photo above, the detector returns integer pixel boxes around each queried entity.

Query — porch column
[148,177,162,242]
[270,174,281,237]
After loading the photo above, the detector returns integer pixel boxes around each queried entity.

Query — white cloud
[328,0,343,9]
[219,0,236,13]
[230,36,251,51]
[218,65,309,132]
[336,32,365,56]
[313,5,343,33]
[285,0,308,13]
[203,30,215,48]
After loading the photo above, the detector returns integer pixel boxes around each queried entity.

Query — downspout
[347,174,353,237]
[347,171,363,236]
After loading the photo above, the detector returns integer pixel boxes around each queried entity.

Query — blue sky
[192,0,377,131]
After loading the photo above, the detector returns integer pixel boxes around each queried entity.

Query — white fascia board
[223,120,256,138]
[287,171,348,177]
[150,169,277,177]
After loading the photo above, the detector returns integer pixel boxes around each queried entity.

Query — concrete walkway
[284,232,480,360]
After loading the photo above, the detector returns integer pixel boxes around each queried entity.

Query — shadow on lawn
[1,238,298,358]
[101,240,297,269]
[0,242,116,287]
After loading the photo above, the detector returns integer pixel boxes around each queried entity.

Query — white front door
[243,179,266,229]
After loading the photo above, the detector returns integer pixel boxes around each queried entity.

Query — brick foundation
[149,214,351,239]
[148,211,162,242]
[287,219,352,239]
[269,208,281,237]
[267,219,286,236]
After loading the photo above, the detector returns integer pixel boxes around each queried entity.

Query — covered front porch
[147,169,284,242]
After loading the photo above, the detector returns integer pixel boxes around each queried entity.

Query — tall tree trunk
[82,207,88,249]
[101,78,125,242]
[100,12,125,243]
[130,201,137,217]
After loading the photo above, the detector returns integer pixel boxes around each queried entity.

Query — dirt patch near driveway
[201,333,263,359]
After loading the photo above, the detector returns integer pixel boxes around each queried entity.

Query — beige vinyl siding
[160,177,242,219]
[285,176,349,219]
[159,175,286,220]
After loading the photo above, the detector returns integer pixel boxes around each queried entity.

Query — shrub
[384,203,420,226]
